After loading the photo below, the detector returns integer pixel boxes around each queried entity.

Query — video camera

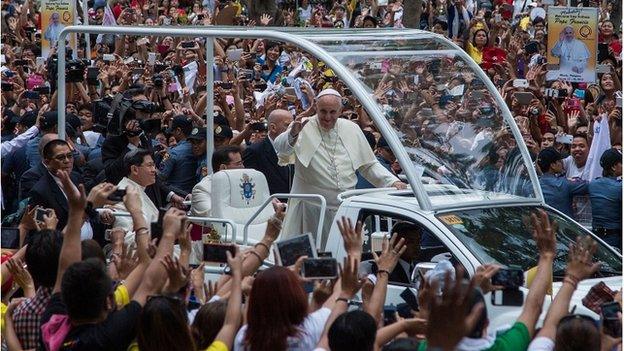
[94,93,163,137]
[47,55,90,83]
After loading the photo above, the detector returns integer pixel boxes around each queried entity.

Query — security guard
[159,115,197,194]
[188,127,208,182]
[589,148,622,250]
[537,147,588,217]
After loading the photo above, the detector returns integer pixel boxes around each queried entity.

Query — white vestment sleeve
[1,125,39,158]
[191,176,212,217]
[273,124,296,156]
[358,162,398,188]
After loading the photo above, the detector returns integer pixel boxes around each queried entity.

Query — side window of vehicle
[358,210,457,286]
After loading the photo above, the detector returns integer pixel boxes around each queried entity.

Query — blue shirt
[539,173,588,217]
[25,134,42,168]
[256,56,284,83]
[588,176,622,229]
[159,140,197,194]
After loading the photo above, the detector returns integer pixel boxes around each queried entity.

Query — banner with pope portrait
[546,7,598,83]
[40,0,76,58]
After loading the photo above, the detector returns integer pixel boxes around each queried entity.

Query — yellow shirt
[466,42,484,64]
[1,302,6,334]
[127,340,229,351]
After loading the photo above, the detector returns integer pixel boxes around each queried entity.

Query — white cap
[316,88,342,100]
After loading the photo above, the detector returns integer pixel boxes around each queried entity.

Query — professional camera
[47,55,90,83]
[153,74,164,87]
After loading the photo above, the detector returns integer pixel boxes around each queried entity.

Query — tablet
[273,233,317,266]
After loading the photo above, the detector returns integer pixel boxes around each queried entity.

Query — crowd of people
[0,0,622,350]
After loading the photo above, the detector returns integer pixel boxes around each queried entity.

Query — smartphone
[107,189,126,202]
[148,52,157,66]
[103,54,115,61]
[202,242,236,263]
[24,90,40,100]
[491,267,524,289]
[494,13,502,22]
[524,41,539,55]
[220,82,233,90]
[573,89,585,99]
[400,287,419,311]
[35,57,46,67]
[14,59,27,66]
[226,48,243,62]
[285,87,296,97]
[601,302,622,338]
[34,86,50,95]
[369,62,382,70]
[1,82,13,91]
[123,57,135,65]
[1,227,20,249]
[513,79,529,88]
[491,289,524,306]
[555,134,573,144]
[598,43,610,62]
[596,64,611,74]
[383,305,398,326]
[35,208,49,221]
[87,67,100,85]
[273,233,317,266]
[181,41,195,49]
[239,69,254,81]
[132,68,145,76]
[301,258,338,279]
[317,251,333,258]
[583,282,616,314]
[154,63,168,73]
[514,91,535,105]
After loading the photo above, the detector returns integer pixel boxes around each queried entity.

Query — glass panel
[436,207,622,280]
[307,35,538,205]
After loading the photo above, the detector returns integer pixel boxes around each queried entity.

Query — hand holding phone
[203,243,236,263]
[491,267,524,289]
[301,258,338,279]
[107,189,127,202]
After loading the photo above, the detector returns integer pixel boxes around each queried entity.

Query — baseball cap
[166,115,193,135]
[600,148,622,170]
[214,124,233,139]
[188,127,207,141]
[537,147,564,171]
[40,111,58,129]
[66,113,82,131]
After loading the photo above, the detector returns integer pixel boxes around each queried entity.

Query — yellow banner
[40,0,76,58]
[546,7,598,83]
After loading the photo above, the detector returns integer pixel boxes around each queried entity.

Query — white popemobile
[58,27,622,329]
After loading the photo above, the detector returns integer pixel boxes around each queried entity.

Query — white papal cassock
[273,116,398,247]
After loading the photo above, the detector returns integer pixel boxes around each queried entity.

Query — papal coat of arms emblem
[239,173,256,204]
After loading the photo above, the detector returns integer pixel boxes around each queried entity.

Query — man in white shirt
[274,89,405,245]
[110,149,160,239]
[191,145,245,217]
[563,134,590,180]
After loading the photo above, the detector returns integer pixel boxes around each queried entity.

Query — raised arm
[533,236,600,341]
[212,247,243,350]
[53,173,116,294]
[516,210,557,338]
[132,208,187,306]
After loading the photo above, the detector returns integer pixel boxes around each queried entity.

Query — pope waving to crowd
[274,88,406,245]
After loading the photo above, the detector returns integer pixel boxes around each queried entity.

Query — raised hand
[112,244,139,280]
[530,210,557,258]
[566,236,601,281]
[162,208,187,237]
[160,255,189,292]
[6,258,35,297]
[336,216,363,257]
[474,264,504,294]
[57,170,87,211]
[86,182,118,208]
[226,245,243,277]
[426,266,484,351]
[372,233,407,273]
[340,254,364,298]
[259,13,273,26]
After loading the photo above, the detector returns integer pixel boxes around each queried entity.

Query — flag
[584,115,611,181]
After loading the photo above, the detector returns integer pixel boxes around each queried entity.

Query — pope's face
[316,95,342,130]
[564,28,574,41]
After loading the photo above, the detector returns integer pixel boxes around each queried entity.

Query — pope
[274,88,406,245]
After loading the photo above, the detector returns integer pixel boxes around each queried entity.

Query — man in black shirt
[39,170,185,351]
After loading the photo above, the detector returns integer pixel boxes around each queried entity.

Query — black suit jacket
[19,162,47,201]
[242,137,292,195]
[28,171,84,230]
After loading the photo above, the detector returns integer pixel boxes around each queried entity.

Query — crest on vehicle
[239,173,256,204]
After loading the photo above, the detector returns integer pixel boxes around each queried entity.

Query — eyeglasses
[52,152,73,161]
[139,162,156,169]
